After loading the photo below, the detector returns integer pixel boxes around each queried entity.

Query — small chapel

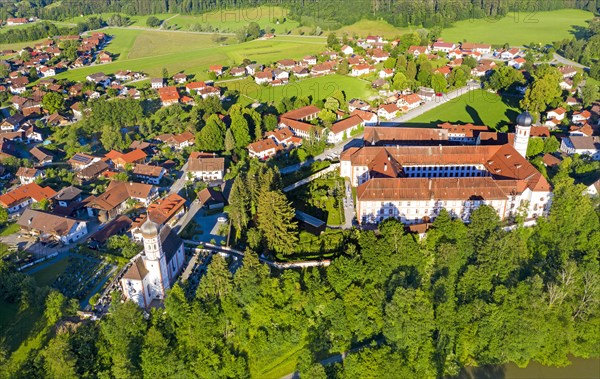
[120,218,185,308]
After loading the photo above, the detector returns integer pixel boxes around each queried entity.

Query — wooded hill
[3,0,599,29]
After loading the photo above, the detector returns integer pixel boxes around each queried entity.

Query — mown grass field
[228,74,373,105]
[168,6,300,34]
[55,29,326,81]
[441,9,593,46]
[407,89,521,130]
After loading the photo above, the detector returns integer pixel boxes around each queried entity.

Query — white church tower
[514,111,533,158]
[140,218,170,300]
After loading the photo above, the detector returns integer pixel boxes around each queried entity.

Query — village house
[248,138,282,160]
[158,86,180,106]
[29,146,54,166]
[378,103,400,120]
[397,93,423,110]
[351,64,372,77]
[17,209,88,244]
[155,131,195,150]
[460,43,492,54]
[432,41,457,53]
[187,153,226,181]
[408,46,430,56]
[76,161,110,184]
[341,45,354,55]
[560,136,600,160]
[6,18,29,26]
[0,182,56,214]
[151,78,164,89]
[265,126,302,147]
[255,70,273,84]
[572,110,591,124]
[68,153,100,171]
[133,164,166,185]
[185,81,206,93]
[16,167,43,184]
[499,48,520,60]
[558,66,577,79]
[105,149,147,169]
[547,107,566,121]
[172,73,187,84]
[85,181,158,222]
[348,99,371,112]
[86,72,110,87]
[209,65,224,76]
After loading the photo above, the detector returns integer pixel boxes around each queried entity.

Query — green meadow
[227,74,374,104]
[407,89,521,130]
[440,9,593,46]
[54,29,327,81]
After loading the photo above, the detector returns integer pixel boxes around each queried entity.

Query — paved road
[552,52,588,70]
[280,83,479,175]
[169,162,189,195]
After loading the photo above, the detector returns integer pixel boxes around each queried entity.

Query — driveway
[189,210,228,245]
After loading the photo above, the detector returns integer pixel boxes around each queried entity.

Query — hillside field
[54,29,326,81]
[406,89,521,130]
[227,74,374,105]
[441,9,593,46]
[167,6,301,34]
[335,19,415,39]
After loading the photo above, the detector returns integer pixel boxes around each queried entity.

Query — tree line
[1,0,598,29]
[0,18,104,44]
[1,157,598,378]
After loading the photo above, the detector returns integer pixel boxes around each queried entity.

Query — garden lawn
[441,9,593,46]
[229,74,373,105]
[407,89,521,130]
[55,32,326,81]
[0,222,20,236]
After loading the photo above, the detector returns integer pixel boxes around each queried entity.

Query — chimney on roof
[384,163,387,171]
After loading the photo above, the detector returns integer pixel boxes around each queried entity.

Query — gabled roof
[17,209,81,236]
[0,183,56,208]
[187,156,225,173]
[281,105,321,120]
[133,164,164,177]
[331,115,363,134]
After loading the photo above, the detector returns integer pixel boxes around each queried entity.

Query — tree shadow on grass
[465,105,484,125]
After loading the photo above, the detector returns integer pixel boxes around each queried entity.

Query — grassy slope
[407,89,520,130]
[0,299,44,352]
[55,30,326,81]
[441,9,593,46]
[335,19,415,39]
[228,74,373,104]
[168,6,299,34]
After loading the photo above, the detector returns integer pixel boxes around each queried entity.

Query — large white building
[120,218,185,308]
[342,112,552,225]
